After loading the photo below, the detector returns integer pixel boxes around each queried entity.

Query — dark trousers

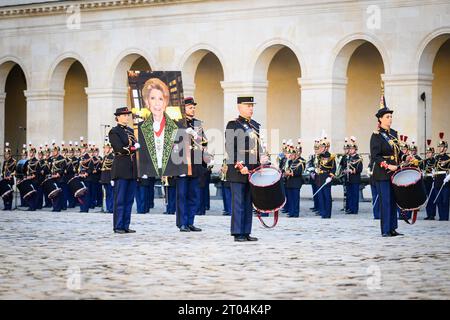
[96,182,103,207]
[89,181,98,208]
[318,183,332,218]
[113,179,136,231]
[346,183,360,214]
[103,183,114,213]
[147,178,155,209]
[286,187,300,217]
[311,183,319,210]
[376,180,398,235]
[198,184,207,215]
[370,183,380,219]
[36,185,43,209]
[221,182,232,214]
[436,183,449,221]
[176,176,200,227]
[425,179,436,218]
[230,182,253,236]
[52,183,64,212]
[79,181,91,212]
[165,186,176,214]
[66,182,76,208]
[282,183,289,212]
[60,182,68,210]
[135,184,149,214]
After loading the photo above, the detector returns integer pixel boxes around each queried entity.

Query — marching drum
[17,179,37,199]
[15,159,28,179]
[0,179,13,199]
[249,166,286,213]
[391,167,427,211]
[42,177,61,199]
[68,176,87,198]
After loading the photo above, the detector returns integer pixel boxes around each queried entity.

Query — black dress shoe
[390,230,403,236]
[179,225,190,232]
[234,236,247,242]
[424,216,435,220]
[246,235,258,241]
[125,229,136,233]
[114,229,126,234]
[382,233,392,237]
[188,225,202,232]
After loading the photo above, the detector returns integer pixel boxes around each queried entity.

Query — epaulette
[250,119,260,127]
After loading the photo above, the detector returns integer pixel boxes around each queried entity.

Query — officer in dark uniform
[93,145,103,208]
[344,137,363,214]
[86,144,98,210]
[64,142,77,208]
[60,142,69,210]
[225,96,268,242]
[25,143,39,211]
[42,144,52,208]
[1,142,16,210]
[338,138,350,212]
[100,139,114,214]
[78,140,92,213]
[109,107,138,234]
[35,145,46,209]
[284,140,305,218]
[433,133,449,221]
[176,96,209,231]
[422,139,436,220]
[315,136,336,219]
[279,140,290,214]
[369,97,403,237]
[307,140,320,214]
[49,142,66,212]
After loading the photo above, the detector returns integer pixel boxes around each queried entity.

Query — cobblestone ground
[0,194,449,299]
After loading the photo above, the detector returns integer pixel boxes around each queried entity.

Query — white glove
[444,174,450,184]
[179,174,186,177]
[208,158,215,166]
[142,174,148,179]
[134,143,140,150]
[186,127,199,140]
[325,177,332,184]
[110,180,115,187]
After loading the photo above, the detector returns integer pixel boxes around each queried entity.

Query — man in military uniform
[1,142,16,210]
[64,142,78,209]
[35,145,47,210]
[59,142,69,211]
[422,139,436,220]
[43,143,53,208]
[78,138,92,213]
[433,132,449,221]
[283,140,305,218]
[225,96,268,242]
[307,140,320,214]
[338,138,350,212]
[109,107,139,234]
[100,139,114,214]
[49,142,66,212]
[24,143,39,211]
[93,145,103,208]
[175,96,209,232]
[315,136,336,219]
[344,137,363,214]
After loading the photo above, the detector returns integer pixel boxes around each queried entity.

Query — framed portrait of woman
[127,71,189,178]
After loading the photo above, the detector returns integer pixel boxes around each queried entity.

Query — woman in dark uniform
[369,103,403,237]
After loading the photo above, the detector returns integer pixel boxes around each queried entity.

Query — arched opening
[346,42,385,154]
[63,61,88,141]
[266,47,301,150]
[4,64,27,156]
[431,38,450,142]
[194,52,224,149]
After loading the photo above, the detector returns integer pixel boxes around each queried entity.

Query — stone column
[24,89,65,146]
[299,77,348,155]
[0,92,5,156]
[85,87,128,146]
[383,73,433,154]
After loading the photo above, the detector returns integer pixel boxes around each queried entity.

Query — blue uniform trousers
[318,183,332,218]
[425,179,436,218]
[60,182,68,210]
[230,182,253,236]
[165,185,176,214]
[436,183,449,221]
[103,183,114,213]
[346,183,360,214]
[147,178,155,209]
[370,184,380,219]
[135,183,149,214]
[221,182,232,215]
[176,176,200,227]
[286,187,300,217]
[36,185,43,209]
[113,179,136,231]
[375,180,398,235]
[311,183,319,210]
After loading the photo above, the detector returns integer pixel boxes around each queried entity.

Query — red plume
[400,135,404,142]
[439,132,444,139]
[404,136,408,142]
[427,139,431,146]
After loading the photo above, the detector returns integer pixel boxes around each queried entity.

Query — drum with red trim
[0,179,13,199]
[391,167,427,211]
[17,178,37,199]
[248,166,286,213]
[42,177,61,199]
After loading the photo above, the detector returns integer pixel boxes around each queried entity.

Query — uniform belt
[434,171,447,175]
[382,156,395,160]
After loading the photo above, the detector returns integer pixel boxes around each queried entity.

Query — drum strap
[256,210,279,228]
[399,210,418,225]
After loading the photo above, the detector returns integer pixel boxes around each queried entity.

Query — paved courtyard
[0,193,449,300]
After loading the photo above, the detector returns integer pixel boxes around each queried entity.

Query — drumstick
[312,177,332,198]
[372,195,379,207]
[433,174,450,204]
